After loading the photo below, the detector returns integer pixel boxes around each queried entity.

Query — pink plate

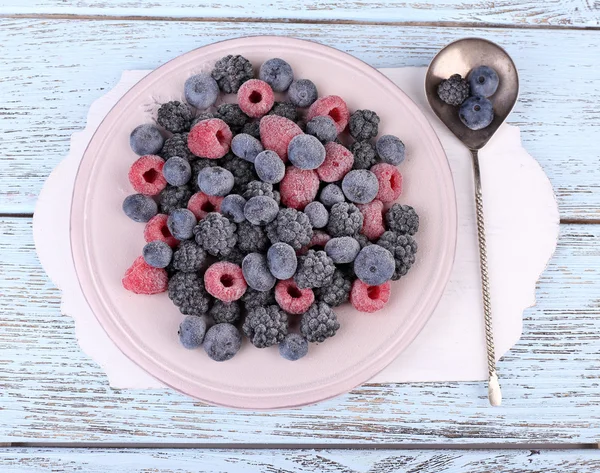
[71,36,457,409]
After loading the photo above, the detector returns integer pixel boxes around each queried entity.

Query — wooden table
[1,2,599,471]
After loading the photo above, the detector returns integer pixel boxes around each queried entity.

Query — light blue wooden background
[1,1,600,472]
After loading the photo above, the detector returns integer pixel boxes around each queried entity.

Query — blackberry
[268,101,298,121]
[266,208,313,250]
[243,305,288,348]
[216,103,250,131]
[222,245,246,266]
[327,202,363,237]
[355,233,372,249]
[209,300,241,324]
[158,185,192,214]
[220,154,257,193]
[348,110,380,141]
[242,180,280,204]
[161,133,195,161]
[157,101,194,133]
[191,158,217,191]
[242,121,260,139]
[377,231,418,280]
[385,204,419,235]
[314,269,352,307]
[294,249,335,289]
[300,302,340,343]
[241,288,275,310]
[437,74,470,106]
[168,272,211,316]
[211,54,254,94]
[193,212,237,257]
[349,141,377,170]
[191,112,216,129]
[171,240,206,272]
[236,220,269,253]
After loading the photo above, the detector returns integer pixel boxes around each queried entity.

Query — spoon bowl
[425,38,519,149]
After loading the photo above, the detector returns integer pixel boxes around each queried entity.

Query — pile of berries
[122,54,420,362]
[437,65,499,130]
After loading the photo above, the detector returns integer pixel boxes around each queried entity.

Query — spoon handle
[470,148,502,407]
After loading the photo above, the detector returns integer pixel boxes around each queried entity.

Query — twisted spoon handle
[470,148,502,407]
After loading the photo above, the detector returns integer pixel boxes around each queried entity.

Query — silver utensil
[425,38,520,406]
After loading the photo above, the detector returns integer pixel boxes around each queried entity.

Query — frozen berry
[130,124,164,156]
[275,279,314,314]
[297,230,331,255]
[244,195,279,225]
[357,199,385,240]
[242,180,280,202]
[188,118,232,159]
[216,103,250,131]
[306,95,349,134]
[122,256,168,294]
[385,204,419,236]
[209,300,241,324]
[288,134,326,170]
[377,231,418,280]
[371,163,402,203]
[184,74,219,109]
[231,133,264,163]
[161,133,195,161]
[279,333,308,361]
[342,169,379,204]
[254,150,286,184]
[350,279,391,313]
[437,74,470,106]
[128,155,167,196]
[300,302,339,342]
[159,185,192,214]
[266,208,313,250]
[288,79,318,108]
[197,166,235,196]
[144,214,179,248]
[243,305,288,348]
[187,192,223,220]
[237,221,269,254]
[204,261,247,302]
[163,156,192,186]
[354,244,395,286]
[376,135,405,165]
[193,212,237,257]
[242,252,276,292]
[123,194,158,223]
[171,240,206,273]
[279,167,319,210]
[325,236,360,264]
[294,249,335,289]
[157,101,194,133]
[167,208,197,240]
[468,65,499,98]
[327,202,363,237]
[238,79,275,118]
[142,240,173,268]
[267,242,298,280]
[242,120,261,139]
[268,101,298,121]
[259,58,294,92]
[319,184,345,208]
[211,54,253,94]
[259,115,303,162]
[348,109,380,141]
[459,95,494,130]
[316,142,354,183]
[306,116,337,143]
[203,323,242,361]
[349,141,378,170]
[303,201,328,229]
[220,194,247,223]
[178,315,207,349]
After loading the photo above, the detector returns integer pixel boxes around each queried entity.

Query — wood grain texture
[1,20,599,218]
[1,448,600,472]
[1,217,599,443]
[0,0,599,27]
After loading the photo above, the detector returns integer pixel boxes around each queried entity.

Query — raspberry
[275,279,314,315]
[144,214,179,248]
[297,230,331,255]
[316,142,354,183]
[238,79,275,118]
[157,101,194,133]
[187,192,223,220]
[306,95,350,134]
[128,155,167,196]
[357,199,385,240]
[188,119,232,159]
[259,115,302,162]
[279,167,319,210]
[349,279,391,313]
[204,261,247,302]
[122,256,168,295]
[371,163,402,203]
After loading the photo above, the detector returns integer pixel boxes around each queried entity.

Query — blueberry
[197,166,235,196]
[242,252,276,291]
[459,95,494,131]
[129,124,164,156]
[288,79,318,108]
[342,170,379,204]
[320,184,345,208]
[254,150,286,184]
[184,74,219,109]
[325,236,361,264]
[467,65,499,98]
[267,242,297,280]
[376,135,405,165]
[178,315,207,349]
[163,156,191,186]
[122,194,158,222]
[203,323,242,361]
[244,196,279,225]
[354,245,395,285]
[259,58,294,92]
[142,240,173,268]
[167,208,197,240]
[304,201,328,229]
[288,134,326,170]
[279,333,308,361]
[220,194,247,223]
[231,133,264,163]
[306,116,338,143]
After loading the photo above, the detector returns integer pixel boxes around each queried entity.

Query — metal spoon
[425,38,520,406]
